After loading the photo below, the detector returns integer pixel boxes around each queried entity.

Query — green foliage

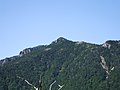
[0,38,120,90]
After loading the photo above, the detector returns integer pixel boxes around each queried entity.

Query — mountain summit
[0,37,120,90]
[56,37,67,41]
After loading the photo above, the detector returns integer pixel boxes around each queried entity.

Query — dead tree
[49,80,56,90]
[58,85,64,90]
[38,75,42,90]
[17,75,64,90]
[49,80,64,90]
[17,75,42,90]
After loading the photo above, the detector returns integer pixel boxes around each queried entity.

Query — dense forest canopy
[0,37,120,90]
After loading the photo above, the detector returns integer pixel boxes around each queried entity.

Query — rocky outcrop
[75,41,84,45]
[102,42,111,49]
[52,37,68,44]
[19,48,32,57]
[44,48,51,51]
[102,40,120,49]
[0,58,10,66]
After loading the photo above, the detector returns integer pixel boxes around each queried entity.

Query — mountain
[0,37,120,90]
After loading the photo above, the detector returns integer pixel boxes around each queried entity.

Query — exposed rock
[57,37,67,42]
[19,48,32,57]
[53,37,68,44]
[44,48,51,51]
[2,60,6,65]
[102,42,111,49]
[0,58,10,66]
[0,60,6,66]
[75,41,84,45]
[117,41,120,44]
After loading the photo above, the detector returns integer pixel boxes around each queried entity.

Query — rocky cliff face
[19,48,32,57]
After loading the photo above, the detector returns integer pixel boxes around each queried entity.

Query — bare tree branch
[58,85,64,90]
[17,76,38,90]
[49,80,56,90]
[38,75,42,90]
[24,80,38,90]
[17,76,64,90]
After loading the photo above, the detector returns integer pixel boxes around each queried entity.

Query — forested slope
[0,37,120,90]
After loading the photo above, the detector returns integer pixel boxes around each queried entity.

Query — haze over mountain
[0,37,120,90]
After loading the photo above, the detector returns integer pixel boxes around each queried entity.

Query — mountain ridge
[0,37,120,90]
[1,37,119,61]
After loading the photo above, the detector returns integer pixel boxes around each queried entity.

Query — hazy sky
[0,0,120,59]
